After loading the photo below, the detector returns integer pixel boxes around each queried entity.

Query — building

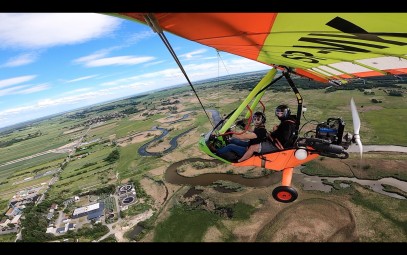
[47,212,54,220]
[72,202,104,220]
[5,207,21,218]
[56,227,65,234]
[67,223,76,231]
[55,223,76,234]
[87,203,105,221]
[46,227,56,234]
[0,219,11,228]
[10,214,21,225]
[63,197,76,206]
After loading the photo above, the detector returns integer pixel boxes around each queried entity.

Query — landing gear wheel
[272,186,298,203]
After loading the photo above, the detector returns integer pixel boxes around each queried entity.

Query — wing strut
[282,70,303,139]
[144,13,214,128]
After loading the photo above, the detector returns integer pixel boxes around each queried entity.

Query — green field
[0,71,406,242]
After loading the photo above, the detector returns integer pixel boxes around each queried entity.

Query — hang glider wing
[111,13,407,84]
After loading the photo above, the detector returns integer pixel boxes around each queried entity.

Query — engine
[298,117,352,159]
[315,117,345,145]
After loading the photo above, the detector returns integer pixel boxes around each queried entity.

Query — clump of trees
[20,205,54,242]
[388,90,403,96]
[120,108,141,114]
[87,184,116,196]
[0,130,42,148]
[104,149,120,163]
[191,161,217,169]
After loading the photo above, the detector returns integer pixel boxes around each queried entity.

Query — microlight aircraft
[111,13,407,202]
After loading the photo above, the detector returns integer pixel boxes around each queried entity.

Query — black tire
[272,186,298,203]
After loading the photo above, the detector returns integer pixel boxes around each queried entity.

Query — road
[347,144,407,153]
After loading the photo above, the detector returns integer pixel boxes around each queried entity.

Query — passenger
[237,104,297,162]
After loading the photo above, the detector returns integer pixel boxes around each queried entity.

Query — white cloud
[0,104,36,116]
[100,57,269,87]
[100,67,183,86]
[78,55,156,67]
[126,30,155,44]
[202,56,218,60]
[0,85,29,97]
[65,75,98,83]
[2,52,39,67]
[0,56,270,128]
[226,58,270,72]
[0,75,37,89]
[0,13,121,50]
[0,87,121,124]
[62,88,92,95]
[35,90,114,108]
[0,83,49,97]
[17,84,50,94]
[143,60,166,67]
[179,49,207,60]
[73,52,108,64]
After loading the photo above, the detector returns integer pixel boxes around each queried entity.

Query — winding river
[165,158,280,186]
[138,114,194,156]
[139,110,407,200]
[292,172,407,200]
[163,158,407,200]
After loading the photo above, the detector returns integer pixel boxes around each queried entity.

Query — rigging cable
[144,14,214,128]
[217,50,230,75]
[216,50,229,117]
[216,49,220,111]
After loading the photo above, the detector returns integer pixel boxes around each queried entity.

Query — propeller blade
[350,98,363,158]
[355,137,363,159]
[350,98,360,134]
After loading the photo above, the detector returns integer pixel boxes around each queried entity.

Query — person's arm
[271,122,293,147]
[233,131,257,140]
[270,127,279,137]
[236,118,254,131]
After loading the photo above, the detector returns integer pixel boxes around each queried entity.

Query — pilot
[209,111,268,161]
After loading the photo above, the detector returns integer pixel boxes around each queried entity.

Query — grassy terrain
[47,144,116,200]
[350,185,407,241]
[0,233,16,242]
[0,71,406,242]
[302,153,407,181]
[153,204,219,242]
[0,153,66,182]
[0,120,84,164]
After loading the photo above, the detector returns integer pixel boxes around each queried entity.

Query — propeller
[350,98,363,159]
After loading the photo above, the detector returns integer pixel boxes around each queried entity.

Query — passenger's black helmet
[253,111,266,124]
[275,105,291,120]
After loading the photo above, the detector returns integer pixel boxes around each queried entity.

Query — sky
[0,13,270,129]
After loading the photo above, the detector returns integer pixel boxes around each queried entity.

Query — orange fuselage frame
[232,147,319,186]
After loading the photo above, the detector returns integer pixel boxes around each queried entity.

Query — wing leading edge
[113,13,407,84]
